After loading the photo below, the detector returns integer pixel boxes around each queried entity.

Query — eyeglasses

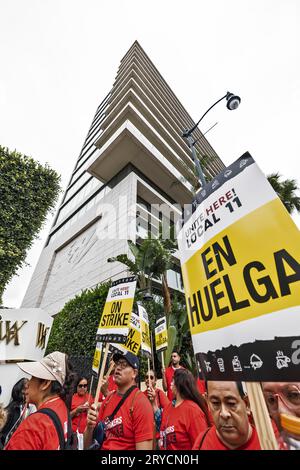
[115,360,130,370]
[146,375,154,380]
[78,384,88,388]
[264,386,300,412]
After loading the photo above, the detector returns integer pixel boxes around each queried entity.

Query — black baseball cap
[113,351,139,370]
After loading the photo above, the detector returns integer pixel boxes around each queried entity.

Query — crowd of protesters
[0,348,299,451]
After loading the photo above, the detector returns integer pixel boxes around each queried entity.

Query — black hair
[7,378,27,408]
[174,369,210,425]
[145,369,157,380]
[172,350,180,356]
[1,378,28,445]
[75,376,88,389]
[206,380,246,398]
[236,381,246,398]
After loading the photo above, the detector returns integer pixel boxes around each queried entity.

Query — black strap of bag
[90,385,137,449]
[37,408,74,450]
[106,385,137,422]
[37,408,65,450]
[198,428,210,450]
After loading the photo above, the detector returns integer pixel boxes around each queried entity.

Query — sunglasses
[264,387,300,411]
[146,375,154,380]
[78,384,88,388]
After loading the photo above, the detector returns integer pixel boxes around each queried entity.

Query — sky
[1,0,299,308]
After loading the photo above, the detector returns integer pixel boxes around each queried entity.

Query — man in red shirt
[193,381,261,450]
[84,351,154,450]
[162,351,184,401]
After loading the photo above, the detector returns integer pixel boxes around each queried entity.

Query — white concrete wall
[22,173,138,317]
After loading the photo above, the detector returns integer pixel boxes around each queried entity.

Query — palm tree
[108,235,176,317]
[267,173,300,215]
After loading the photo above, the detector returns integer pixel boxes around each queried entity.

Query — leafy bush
[0,145,60,303]
[46,282,110,356]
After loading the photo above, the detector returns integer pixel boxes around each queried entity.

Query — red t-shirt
[98,375,118,402]
[97,388,154,450]
[196,378,206,395]
[159,399,208,450]
[71,392,93,433]
[165,366,184,401]
[143,388,170,409]
[5,396,68,450]
[192,425,261,450]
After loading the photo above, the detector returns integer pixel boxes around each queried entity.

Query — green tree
[0,146,61,304]
[108,235,176,318]
[267,173,300,214]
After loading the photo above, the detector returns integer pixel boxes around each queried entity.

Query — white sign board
[0,308,53,406]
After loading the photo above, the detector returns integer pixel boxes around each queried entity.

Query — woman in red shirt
[159,369,209,450]
[143,369,169,411]
[143,369,169,446]
[70,376,93,433]
[5,351,76,450]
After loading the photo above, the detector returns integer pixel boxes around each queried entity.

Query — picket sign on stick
[161,352,165,370]
[147,357,151,379]
[105,360,115,381]
[245,382,278,450]
[94,342,110,407]
[88,375,94,398]
[151,331,156,376]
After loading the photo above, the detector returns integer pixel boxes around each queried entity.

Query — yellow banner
[141,319,151,352]
[98,298,133,330]
[183,198,300,335]
[92,342,102,375]
[155,317,168,352]
[123,325,141,355]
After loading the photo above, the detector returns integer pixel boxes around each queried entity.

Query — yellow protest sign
[111,311,141,356]
[155,317,168,353]
[178,153,300,381]
[97,277,136,343]
[92,342,102,375]
[138,304,152,357]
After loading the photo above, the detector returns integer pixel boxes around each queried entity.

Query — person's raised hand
[86,403,100,429]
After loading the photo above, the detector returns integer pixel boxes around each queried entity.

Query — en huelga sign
[177,152,300,381]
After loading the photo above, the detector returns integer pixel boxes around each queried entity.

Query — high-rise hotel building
[22,41,225,316]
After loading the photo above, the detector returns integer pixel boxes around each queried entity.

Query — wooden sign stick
[104,360,115,380]
[161,351,165,370]
[88,375,94,398]
[245,382,278,450]
[94,342,110,407]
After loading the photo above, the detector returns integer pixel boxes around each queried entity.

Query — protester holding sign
[98,359,118,402]
[143,369,169,441]
[159,369,209,450]
[5,351,76,450]
[70,377,93,433]
[162,351,185,401]
[84,351,154,450]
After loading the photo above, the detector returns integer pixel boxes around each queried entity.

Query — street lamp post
[182,91,241,188]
